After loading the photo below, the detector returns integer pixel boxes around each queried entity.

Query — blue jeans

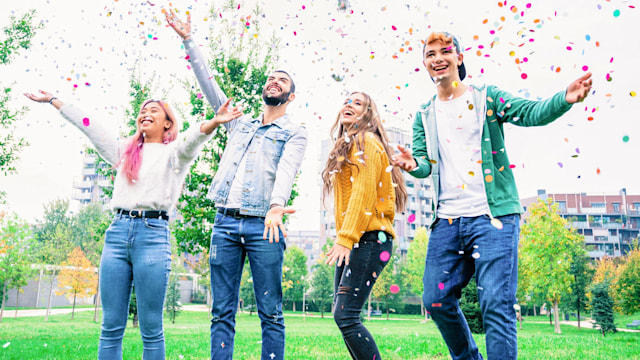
[423,214,520,360]
[98,215,172,360]
[209,213,285,360]
[333,231,393,360]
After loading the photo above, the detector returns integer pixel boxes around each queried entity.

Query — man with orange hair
[394,31,592,359]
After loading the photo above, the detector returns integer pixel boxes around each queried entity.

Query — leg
[209,214,245,360]
[472,214,519,360]
[131,218,172,360]
[245,217,286,360]
[98,218,133,360]
[333,231,393,360]
[423,218,480,360]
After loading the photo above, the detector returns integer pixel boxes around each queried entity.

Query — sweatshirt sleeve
[172,122,217,170]
[409,109,432,179]
[336,134,382,250]
[59,104,123,165]
[489,85,573,127]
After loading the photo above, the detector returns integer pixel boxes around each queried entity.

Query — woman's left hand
[325,243,351,267]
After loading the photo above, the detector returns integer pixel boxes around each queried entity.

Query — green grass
[0,310,638,359]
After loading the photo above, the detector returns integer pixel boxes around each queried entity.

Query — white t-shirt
[219,153,247,209]
[434,91,490,218]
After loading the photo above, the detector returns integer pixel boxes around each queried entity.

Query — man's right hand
[392,145,417,172]
[164,8,191,40]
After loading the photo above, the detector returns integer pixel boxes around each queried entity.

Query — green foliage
[310,239,335,318]
[402,226,428,297]
[590,282,617,335]
[519,199,586,309]
[0,212,34,319]
[0,10,42,175]
[239,262,255,314]
[33,199,74,266]
[460,277,484,334]
[564,250,594,325]
[165,272,182,324]
[128,287,138,328]
[173,2,286,255]
[282,245,308,310]
[613,246,640,315]
[69,203,111,266]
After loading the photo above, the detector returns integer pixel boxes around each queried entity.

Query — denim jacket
[184,38,308,217]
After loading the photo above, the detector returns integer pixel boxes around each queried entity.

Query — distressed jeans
[423,214,520,360]
[334,231,393,360]
[209,212,286,360]
[98,215,171,360]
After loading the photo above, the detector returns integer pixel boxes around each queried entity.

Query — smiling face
[137,101,173,143]
[340,93,367,128]
[423,39,464,83]
[262,71,295,106]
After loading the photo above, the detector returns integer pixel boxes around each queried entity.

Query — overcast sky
[1,0,638,231]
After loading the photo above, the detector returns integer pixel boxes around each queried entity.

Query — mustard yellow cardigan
[334,132,396,250]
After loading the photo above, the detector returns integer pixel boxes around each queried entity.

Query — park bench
[369,310,382,317]
[625,320,640,329]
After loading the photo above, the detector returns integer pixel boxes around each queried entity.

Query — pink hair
[117,100,179,183]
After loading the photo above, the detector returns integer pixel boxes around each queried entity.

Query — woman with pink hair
[25,90,242,360]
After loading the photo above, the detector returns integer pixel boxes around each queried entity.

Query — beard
[262,88,291,106]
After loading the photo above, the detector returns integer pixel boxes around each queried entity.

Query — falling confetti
[623,135,630,142]
[82,118,90,126]
[380,251,390,262]
[491,218,503,230]
[407,213,416,223]
[378,231,387,243]
[390,284,400,294]
[438,282,445,290]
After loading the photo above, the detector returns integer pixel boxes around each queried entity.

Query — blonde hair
[321,92,407,212]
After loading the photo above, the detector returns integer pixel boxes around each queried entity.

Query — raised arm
[24,90,122,165]
[165,9,235,129]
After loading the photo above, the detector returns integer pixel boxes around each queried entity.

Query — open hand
[164,8,191,39]
[325,243,351,267]
[565,72,592,104]
[214,98,244,125]
[263,206,295,243]
[391,145,417,172]
[24,89,54,103]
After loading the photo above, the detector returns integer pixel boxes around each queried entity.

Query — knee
[333,305,358,329]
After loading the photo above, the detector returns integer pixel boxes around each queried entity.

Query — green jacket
[409,84,573,220]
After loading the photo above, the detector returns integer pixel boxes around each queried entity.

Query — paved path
[1,307,95,318]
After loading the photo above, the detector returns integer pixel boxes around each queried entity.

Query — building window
[634,203,640,211]
[591,202,605,208]
[613,203,620,213]
[557,201,566,211]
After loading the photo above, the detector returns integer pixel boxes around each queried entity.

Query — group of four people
[25,8,591,360]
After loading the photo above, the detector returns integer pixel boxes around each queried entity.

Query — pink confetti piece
[582,65,589,71]
[380,251,390,262]
[390,284,400,294]
[407,213,416,223]
[82,118,90,126]
[438,282,445,290]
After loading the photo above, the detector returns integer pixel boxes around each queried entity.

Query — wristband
[269,204,282,209]
[49,97,58,105]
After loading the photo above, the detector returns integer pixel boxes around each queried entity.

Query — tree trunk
[15,288,20,319]
[577,308,581,329]
[71,293,77,320]
[0,280,7,323]
[367,294,371,321]
[320,299,325,319]
[35,268,43,308]
[292,300,296,312]
[553,299,562,334]
[133,312,139,328]
[94,275,100,323]
[533,303,537,317]
[45,273,56,322]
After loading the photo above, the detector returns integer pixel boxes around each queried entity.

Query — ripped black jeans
[333,231,393,360]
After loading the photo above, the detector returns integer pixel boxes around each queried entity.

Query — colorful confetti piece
[380,251,390,262]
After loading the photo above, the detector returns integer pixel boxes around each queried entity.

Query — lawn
[0,309,638,359]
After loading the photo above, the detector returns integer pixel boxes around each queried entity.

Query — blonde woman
[322,92,407,359]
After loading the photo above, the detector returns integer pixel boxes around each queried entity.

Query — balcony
[83,156,97,165]
[73,179,93,189]
[82,167,97,176]
[97,179,113,188]
[72,192,92,201]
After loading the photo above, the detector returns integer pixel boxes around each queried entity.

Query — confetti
[390,284,400,294]
[378,232,387,243]
[82,118,90,126]
[438,282,445,290]
[613,9,621,17]
[491,218,503,230]
[407,213,416,223]
[631,91,637,97]
[472,252,480,259]
[623,135,630,142]
[380,251,390,262]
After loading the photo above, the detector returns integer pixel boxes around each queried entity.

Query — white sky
[1,0,639,231]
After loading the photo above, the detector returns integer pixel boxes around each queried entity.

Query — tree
[69,203,111,266]
[590,282,617,336]
[33,199,74,322]
[402,226,428,318]
[165,272,182,324]
[564,250,594,329]
[0,10,43,174]
[612,244,640,315]
[460,277,484,334]
[172,2,286,255]
[371,242,402,320]
[239,263,255,315]
[55,247,97,320]
[519,198,586,334]
[310,239,335,318]
[0,212,34,323]
[282,245,308,311]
